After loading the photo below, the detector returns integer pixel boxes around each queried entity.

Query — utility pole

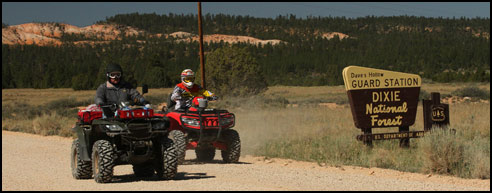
[198,2,206,89]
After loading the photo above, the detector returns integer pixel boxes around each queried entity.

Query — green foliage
[200,46,267,97]
[2,14,490,89]
[60,32,102,42]
[451,86,490,100]
[71,74,92,90]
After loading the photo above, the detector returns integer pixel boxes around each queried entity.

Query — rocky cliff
[2,22,290,46]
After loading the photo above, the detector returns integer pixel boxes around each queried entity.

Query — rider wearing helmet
[169,69,217,110]
[95,63,149,117]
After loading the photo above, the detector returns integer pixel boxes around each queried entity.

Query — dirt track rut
[2,130,489,191]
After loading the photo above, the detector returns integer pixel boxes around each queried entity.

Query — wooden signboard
[342,66,422,147]
[423,92,450,130]
[343,66,421,128]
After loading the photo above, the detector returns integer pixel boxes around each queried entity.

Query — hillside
[2,14,490,89]
[2,23,142,46]
[2,22,296,46]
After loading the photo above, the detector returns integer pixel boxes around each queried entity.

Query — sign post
[423,92,450,131]
[342,66,423,147]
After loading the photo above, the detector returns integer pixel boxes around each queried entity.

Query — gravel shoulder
[2,130,489,191]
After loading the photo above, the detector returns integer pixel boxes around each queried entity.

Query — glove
[144,104,151,109]
[139,98,150,105]
[209,96,219,101]
[175,100,182,110]
[109,103,118,111]
[181,92,193,99]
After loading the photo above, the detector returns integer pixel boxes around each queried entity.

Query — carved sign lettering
[342,66,421,128]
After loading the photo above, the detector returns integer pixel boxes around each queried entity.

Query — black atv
[71,86,178,183]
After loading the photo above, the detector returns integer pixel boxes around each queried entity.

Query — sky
[2,2,490,27]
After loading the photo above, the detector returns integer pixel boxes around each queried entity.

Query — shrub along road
[2,130,489,191]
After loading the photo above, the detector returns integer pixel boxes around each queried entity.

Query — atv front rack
[180,109,235,145]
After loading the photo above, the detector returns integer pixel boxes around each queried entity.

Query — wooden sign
[357,130,425,141]
[342,66,421,129]
[431,106,446,121]
[423,92,450,130]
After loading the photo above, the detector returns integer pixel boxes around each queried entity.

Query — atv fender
[72,124,92,161]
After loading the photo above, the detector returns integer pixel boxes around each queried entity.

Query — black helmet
[106,63,123,81]
[106,63,123,74]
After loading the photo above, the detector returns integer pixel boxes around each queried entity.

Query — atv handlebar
[99,101,152,111]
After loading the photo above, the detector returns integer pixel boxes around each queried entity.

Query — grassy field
[2,82,490,179]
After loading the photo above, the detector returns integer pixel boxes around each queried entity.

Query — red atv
[155,95,240,164]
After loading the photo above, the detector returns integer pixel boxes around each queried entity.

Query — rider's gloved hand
[209,96,219,101]
[175,100,182,110]
[109,103,118,111]
[144,104,151,109]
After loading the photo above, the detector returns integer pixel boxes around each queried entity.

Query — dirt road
[2,130,489,191]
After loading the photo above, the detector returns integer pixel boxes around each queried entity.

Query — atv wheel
[92,140,116,183]
[133,163,155,177]
[71,139,92,179]
[169,130,187,164]
[154,137,178,180]
[195,147,216,161]
[221,129,241,163]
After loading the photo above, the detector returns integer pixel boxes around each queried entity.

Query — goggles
[183,77,195,83]
[108,72,121,79]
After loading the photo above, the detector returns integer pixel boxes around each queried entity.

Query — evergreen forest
[2,13,490,90]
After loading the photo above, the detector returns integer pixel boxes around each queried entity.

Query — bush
[32,112,75,137]
[2,103,77,137]
[44,97,93,116]
[416,128,490,179]
[2,102,44,120]
[451,86,490,100]
[198,46,268,97]
[417,129,466,176]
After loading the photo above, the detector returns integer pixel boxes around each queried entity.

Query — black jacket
[95,81,147,106]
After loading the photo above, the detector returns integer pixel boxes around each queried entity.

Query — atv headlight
[219,116,235,126]
[182,117,199,127]
[105,124,124,131]
[152,121,167,130]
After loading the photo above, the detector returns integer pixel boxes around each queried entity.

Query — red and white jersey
[170,83,215,109]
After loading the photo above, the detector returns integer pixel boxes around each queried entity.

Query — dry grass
[1,83,489,179]
[420,82,490,98]
[2,88,95,106]
[32,112,74,137]
[1,87,173,106]
[264,85,348,104]
[242,100,489,179]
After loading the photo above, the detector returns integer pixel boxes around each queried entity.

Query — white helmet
[180,69,195,88]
